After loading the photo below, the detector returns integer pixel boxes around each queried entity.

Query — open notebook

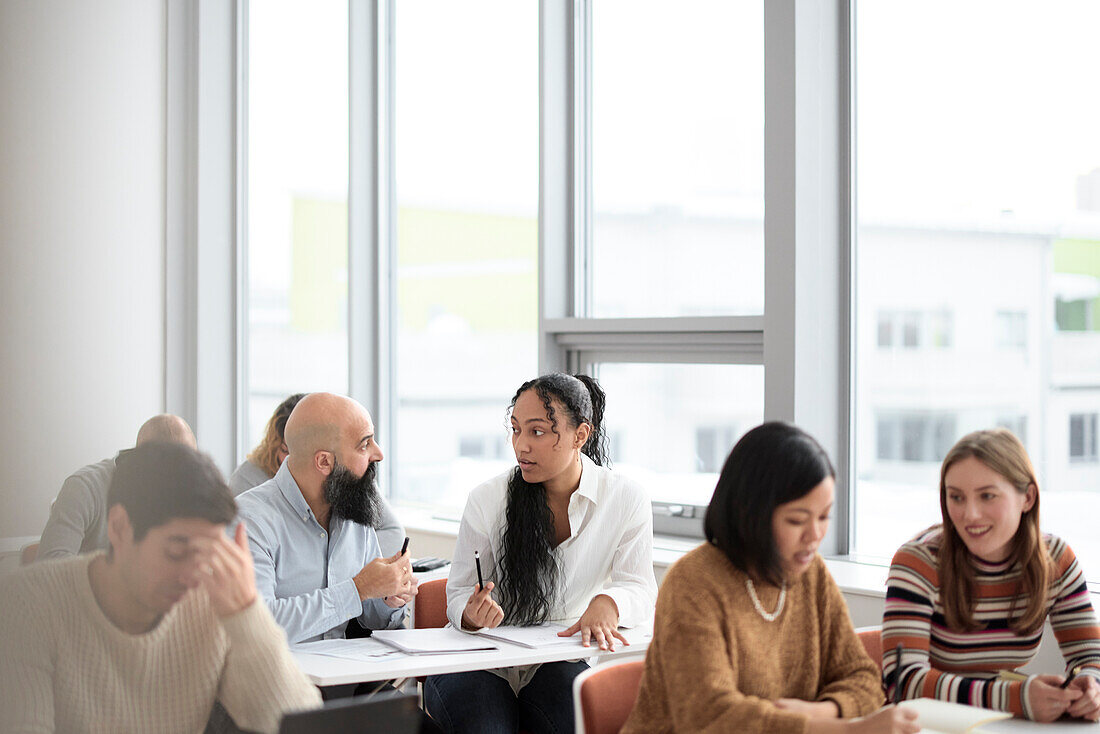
[897,698,1011,734]
[477,623,652,649]
[370,627,500,655]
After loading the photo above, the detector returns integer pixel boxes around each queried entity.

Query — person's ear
[573,422,591,450]
[315,449,335,476]
[106,504,134,554]
[276,442,289,465]
[1023,483,1037,513]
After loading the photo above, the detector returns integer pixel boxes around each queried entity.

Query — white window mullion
[539,0,578,374]
[763,0,851,554]
[348,0,395,495]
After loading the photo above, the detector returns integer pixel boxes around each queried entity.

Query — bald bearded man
[37,414,198,560]
[235,393,416,644]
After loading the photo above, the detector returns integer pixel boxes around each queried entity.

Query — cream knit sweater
[0,554,321,733]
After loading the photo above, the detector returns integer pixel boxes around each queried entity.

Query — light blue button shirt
[236,461,407,644]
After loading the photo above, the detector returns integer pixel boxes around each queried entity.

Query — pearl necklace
[745,578,786,622]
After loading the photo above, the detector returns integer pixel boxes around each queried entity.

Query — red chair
[413,578,449,629]
[413,578,449,690]
[572,658,646,734]
[416,578,535,734]
[20,542,39,565]
[856,625,884,674]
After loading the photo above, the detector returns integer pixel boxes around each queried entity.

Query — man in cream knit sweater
[0,442,322,733]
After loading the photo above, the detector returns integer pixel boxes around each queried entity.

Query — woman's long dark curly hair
[497,373,608,625]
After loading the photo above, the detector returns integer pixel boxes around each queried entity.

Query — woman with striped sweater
[883,428,1100,722]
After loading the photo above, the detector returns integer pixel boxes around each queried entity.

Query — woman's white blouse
[445,453,658,633]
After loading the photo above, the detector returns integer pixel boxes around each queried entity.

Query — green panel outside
[1053,238,1100,331]
[291,197,348,333]
[396,207,538,332]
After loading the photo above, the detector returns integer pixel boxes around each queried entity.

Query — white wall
[0,0,167,538]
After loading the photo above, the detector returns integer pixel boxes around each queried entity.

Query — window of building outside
[853,1,1100,571]
[390,0,538,513]
[244,0,349,448]
[995,311,1028,350]
[1070,414,1099,463]
[877,311,953,350]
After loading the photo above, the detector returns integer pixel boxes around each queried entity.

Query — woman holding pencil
[423,373,657,734]
[622,422,913,734]
[883,428,1100,722]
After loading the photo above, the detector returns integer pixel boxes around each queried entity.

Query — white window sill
[400,510,1100,603]
[400,507,893,597]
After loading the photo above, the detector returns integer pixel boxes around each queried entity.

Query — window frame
[539,0,854,551]
[211,0,856,554]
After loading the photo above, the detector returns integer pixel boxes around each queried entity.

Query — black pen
[400,536,410,556]
[475,550,484,591]
[1061,665,1083,689]
[893,644,905,706]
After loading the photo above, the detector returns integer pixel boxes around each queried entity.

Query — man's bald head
[135,414,196,448]
[284,393,372,461]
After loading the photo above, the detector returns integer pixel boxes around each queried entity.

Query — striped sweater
[883,526,1100,718]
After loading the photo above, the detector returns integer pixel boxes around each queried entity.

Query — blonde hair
[938,428,1051,635]
[247,393,306,477]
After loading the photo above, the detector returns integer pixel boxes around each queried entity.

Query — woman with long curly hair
[424,373,657,734]
[883,428,1100,722]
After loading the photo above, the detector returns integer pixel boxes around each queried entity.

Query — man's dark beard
[323,460,382,528]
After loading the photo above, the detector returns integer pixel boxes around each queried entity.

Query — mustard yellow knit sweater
[623,543,883,734]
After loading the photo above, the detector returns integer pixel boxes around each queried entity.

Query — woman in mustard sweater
[623,422,915,734]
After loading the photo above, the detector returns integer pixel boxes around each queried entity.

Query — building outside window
[1070,413,1099,463]
[853,0,1100,564]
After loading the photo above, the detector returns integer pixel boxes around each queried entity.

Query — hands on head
[354,546,417,605]
[194,522,259,618]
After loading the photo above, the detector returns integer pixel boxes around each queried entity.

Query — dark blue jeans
[424,661,589,734]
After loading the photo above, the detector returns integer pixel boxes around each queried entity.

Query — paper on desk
[478,624,652,650]
[291,637,406,662]
[896,698,1011,734]
[371,627,501,655]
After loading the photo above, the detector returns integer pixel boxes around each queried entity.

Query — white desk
[977,721,1098,732]
[292,637,648,687]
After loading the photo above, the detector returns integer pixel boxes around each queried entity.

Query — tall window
[390,0,538,512]
[589,0,764,318]
[245,1,349,448]
[853,1,1100,565]
[543,0,766,538]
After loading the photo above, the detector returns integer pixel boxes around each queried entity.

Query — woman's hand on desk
[808,707,918,734]
[775,699,839,719]
[1065,675,1100,721]
[461,581,504,630]
[1027,675,1082,722]
[558,594,627,652]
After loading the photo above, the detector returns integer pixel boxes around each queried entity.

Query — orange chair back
[856,626,883,673]
[577,660,645,734]
[414,578,449,629]
[21,542,39,565]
